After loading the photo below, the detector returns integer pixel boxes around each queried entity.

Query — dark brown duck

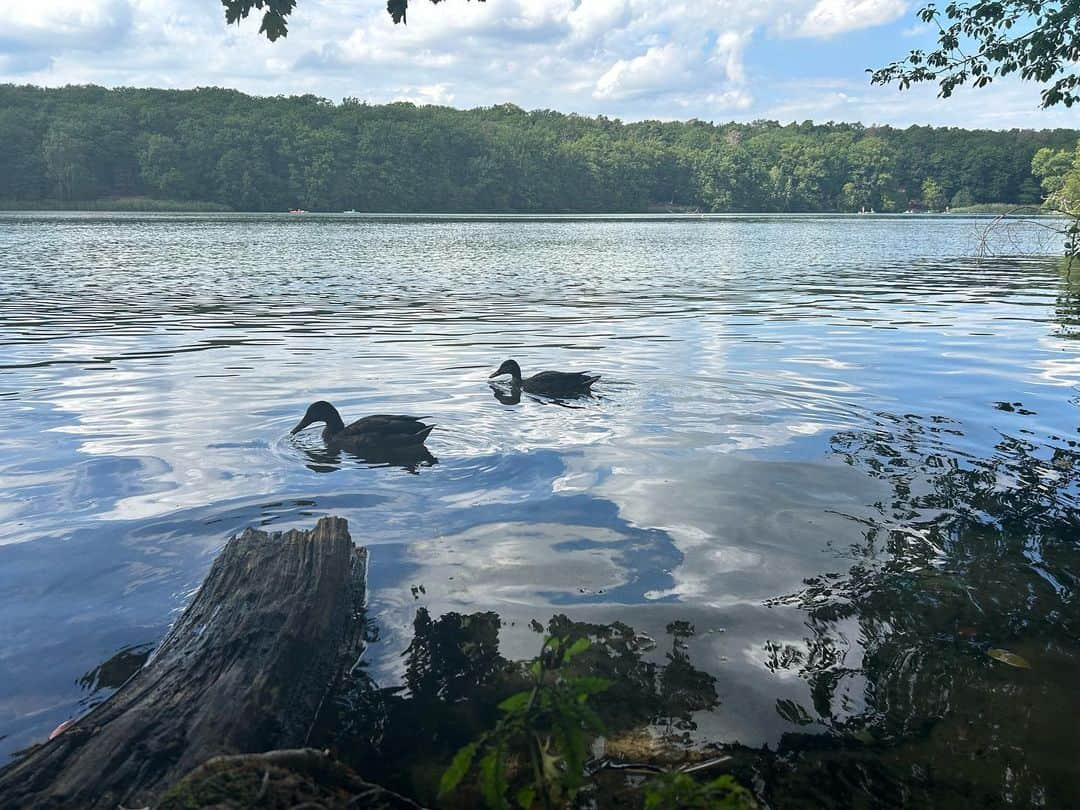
[489,359,600,397]
[290,401,434,450]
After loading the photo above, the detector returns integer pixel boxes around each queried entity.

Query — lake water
[1,213,1077,805]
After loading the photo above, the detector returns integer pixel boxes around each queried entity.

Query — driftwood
[0,516,371,809]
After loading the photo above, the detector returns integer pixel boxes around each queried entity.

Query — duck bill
[290,418,312,435]
[489,370,504,379]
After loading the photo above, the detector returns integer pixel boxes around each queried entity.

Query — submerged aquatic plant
[642,771,756,809]
[439,634,609,809]
[320,608,727,806]
[436,628,752,809]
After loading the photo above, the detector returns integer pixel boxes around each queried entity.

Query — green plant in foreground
[439,635,609,809]
[642,771,756,809]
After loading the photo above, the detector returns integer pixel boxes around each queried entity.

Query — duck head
[489,359,522,382]
[290,401,345,435]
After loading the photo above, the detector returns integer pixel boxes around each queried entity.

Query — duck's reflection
[300,444,438,474]
[489,382,593,408]
[489,382,521,405]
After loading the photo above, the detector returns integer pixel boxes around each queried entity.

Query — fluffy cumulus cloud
[595,43,689,100]
[793,0,908,37]
[2,0,134,72]
[0,0,1068,126]
[6,0,134,46]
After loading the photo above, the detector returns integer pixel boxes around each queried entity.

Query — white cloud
[794,0,908,38]
[2,0,134,73]
[712,30,748,84]
[400,81,457,105]
[567,0,633,42]
[7,0,133,44]
[704,89,754,110]
[594,43,688,100]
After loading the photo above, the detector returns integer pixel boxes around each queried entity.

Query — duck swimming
[290,401,434,450]
[489,359,600,398]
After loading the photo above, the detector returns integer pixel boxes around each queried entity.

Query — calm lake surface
[1,213,1077,804]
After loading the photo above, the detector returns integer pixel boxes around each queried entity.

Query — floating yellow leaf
[987,648,1031,669]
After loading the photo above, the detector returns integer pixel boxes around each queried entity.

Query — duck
[290,401,434,450]
[489,359,600,398]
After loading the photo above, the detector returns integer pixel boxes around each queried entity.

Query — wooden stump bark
[0,516,370,809]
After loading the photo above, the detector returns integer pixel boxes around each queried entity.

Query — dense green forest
[1,84,1077,213]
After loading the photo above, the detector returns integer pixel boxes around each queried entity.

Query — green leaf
[387,0,409,24]
[438,742,477,797]
[569,675,610,695]
[576,702,607,734]
[498,691,531,713]
[516,786,536,809]
[479,749,507,809]
[987,648,1032,669]
[554,711,587,784]
[562,636,590,662]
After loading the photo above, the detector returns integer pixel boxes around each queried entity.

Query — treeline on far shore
[1,84,1077,214]
[0,197,232,212]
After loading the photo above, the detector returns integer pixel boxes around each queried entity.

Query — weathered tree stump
[0,516,370,809]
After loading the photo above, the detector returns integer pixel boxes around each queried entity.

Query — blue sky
[1,0,1074,128]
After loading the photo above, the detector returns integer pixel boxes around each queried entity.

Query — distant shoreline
[0,198,232,213]
[947,203,1046,215]
[0,201,1059,217]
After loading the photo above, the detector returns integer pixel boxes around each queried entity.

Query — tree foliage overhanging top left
[222,0,479,39]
